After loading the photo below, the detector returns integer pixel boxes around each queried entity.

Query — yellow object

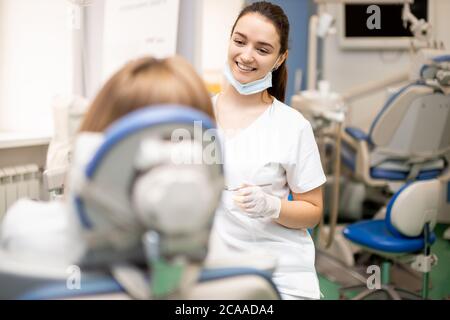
[205,82,222,95]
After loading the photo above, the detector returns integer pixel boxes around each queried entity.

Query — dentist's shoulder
[272,97,311,131]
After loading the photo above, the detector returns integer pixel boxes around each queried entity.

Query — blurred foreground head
[80,55,214,132]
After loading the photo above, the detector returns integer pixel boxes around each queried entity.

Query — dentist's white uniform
[211,95,326,299]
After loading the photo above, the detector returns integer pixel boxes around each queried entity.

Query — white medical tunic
[211,96,326,299]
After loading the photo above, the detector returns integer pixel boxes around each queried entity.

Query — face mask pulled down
[223,57,281,96]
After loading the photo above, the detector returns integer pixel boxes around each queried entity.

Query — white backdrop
[102,0,180,82]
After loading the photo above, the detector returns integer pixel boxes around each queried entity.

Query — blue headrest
[75,105,216,229]
[86,105,215,178]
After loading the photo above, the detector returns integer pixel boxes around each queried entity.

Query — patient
[79,55,214,132]
[0,55,215,265]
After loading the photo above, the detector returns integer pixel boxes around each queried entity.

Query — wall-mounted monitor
[339,0,433,50]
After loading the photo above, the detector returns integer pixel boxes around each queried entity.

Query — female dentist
[211,1,326,300]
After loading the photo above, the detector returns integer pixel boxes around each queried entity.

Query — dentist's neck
[223,83,272,106]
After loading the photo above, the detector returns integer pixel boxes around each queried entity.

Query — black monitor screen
[345,0,428,37]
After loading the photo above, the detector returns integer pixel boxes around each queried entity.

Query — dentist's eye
[257,48,269,54]
[233,39,245,46]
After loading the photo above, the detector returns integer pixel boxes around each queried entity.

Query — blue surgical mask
[223,57,281,96]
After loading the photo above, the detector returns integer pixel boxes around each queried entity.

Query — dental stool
[339,179,440,300]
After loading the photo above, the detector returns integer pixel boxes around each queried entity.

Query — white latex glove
[233,185,281,219]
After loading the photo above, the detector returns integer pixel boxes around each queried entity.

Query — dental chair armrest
[342,127,386,187]
[345,127,369,142]
[341,128,361,150]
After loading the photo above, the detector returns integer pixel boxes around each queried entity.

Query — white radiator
[0,164,41,220]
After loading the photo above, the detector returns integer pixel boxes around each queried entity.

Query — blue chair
[339,179,441,300]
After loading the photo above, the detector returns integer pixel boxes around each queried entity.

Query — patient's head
[79,55,214,132]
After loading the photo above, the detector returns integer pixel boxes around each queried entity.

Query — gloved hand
[233,185,281,219]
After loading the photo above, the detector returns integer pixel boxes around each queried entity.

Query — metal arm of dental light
[341,71,409,103]
[402,3,432,43]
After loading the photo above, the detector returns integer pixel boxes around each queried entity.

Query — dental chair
[341,79,449,189]
[0,105,280,300]
[319,55,450,268]
[334,55,449,298]
[339,179,440,300]
[340,54,450,218]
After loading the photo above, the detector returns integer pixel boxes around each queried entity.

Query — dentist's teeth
[237,62,254,71]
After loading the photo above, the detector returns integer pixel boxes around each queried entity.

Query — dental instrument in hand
[224,183,271,191]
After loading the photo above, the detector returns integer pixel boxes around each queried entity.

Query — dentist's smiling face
[228,13,282,85]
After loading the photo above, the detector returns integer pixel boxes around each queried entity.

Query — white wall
[0,0,73,134]
[433,0,450,50]
[200,0,243,84]
[83,0,243,98]
[0,0,249,134]
[0,2,4,122]
[323,0,450,131]
[177,0,203,73]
